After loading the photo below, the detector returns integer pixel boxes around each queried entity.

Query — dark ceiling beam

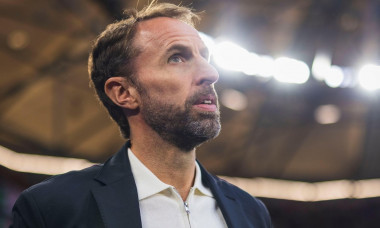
[0,55,73,116]
[0,5,70,32]
[0,42,91,116]
[0,0,111,111]
[56,0,111,34]
[0,0,106,34]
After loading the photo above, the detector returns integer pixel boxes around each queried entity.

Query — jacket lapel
[92,143,142,228]
[199,162,250,228]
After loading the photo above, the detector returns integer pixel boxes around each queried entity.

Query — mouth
[193,94,218,112]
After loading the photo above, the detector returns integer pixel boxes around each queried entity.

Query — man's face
[132,17,221,151]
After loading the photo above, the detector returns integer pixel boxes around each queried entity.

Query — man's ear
[104,77,139,110]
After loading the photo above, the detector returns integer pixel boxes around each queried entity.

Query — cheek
[143,77,191,104]
[137,66,194,104]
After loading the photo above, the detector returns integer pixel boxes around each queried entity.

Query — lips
[194,94,216,105]
[193,93,218,112]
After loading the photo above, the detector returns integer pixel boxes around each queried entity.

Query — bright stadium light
[213,41,251,72]
[255,55,275,78]
[273,57,310,84]
[199,33,365,90]
[312,52,332,81]
[358,64,380,91]
[241,52,261,76]
[324,65,345,88]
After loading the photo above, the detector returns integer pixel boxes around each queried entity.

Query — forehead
[134,17,204,50]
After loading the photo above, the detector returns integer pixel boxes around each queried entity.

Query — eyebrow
[166,44,190,55]
[165,44,210,59]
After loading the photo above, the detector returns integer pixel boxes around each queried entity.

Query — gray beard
[140,88,221,151]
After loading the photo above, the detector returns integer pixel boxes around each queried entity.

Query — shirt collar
[193,159,213,197]
[128,148,213,200]
[128,148,170,200]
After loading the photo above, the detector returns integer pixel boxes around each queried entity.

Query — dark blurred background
[1,0,380,227]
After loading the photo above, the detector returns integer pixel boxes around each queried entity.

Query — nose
[194,57,219,86]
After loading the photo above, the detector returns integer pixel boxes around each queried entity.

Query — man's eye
[168,55,184,63]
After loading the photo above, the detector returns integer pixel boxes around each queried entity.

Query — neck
[129,125,196,201]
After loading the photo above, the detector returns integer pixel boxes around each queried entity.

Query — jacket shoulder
[12,164,103,227]
[27,164,103,197]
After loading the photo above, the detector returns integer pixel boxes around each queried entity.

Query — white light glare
[241,53,260,76]
[324,65,345,88]
[312,52,332,81]
[222,176,380,202]
[273,57,310,84]
[213,41,251,72]
[0,145,94,175]
[255,55,275,78]
[358,64,380,91]
[198,32,215,58]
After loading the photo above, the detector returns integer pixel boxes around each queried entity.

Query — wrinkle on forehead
[134,17,204,50]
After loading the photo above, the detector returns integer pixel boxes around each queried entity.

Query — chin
[173,118,221,151]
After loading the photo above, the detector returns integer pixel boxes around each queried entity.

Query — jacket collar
[198,161,251,228]
[92,142,142,228]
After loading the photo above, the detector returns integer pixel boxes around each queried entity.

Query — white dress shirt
[128,148,228,228]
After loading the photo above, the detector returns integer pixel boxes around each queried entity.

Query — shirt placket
[171,187,195,228]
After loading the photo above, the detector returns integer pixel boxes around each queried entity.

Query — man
[11,2,272,228]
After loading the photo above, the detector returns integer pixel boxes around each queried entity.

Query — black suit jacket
[11,143,272,228]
